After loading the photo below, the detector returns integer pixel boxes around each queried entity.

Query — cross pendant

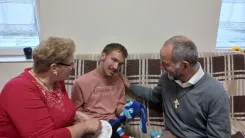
[174,99,180,109]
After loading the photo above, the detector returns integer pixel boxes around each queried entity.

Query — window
[216,0,245,48]
[0,0,39,53]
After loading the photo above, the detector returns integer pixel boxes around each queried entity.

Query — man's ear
[100,52,106,61]
[182,61,190,71]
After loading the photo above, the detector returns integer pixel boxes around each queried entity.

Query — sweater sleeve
[71,81,84,111]
[206,90,231,138]
[3,80,71,138]
[115,88,126,117]
[129,74,165,104]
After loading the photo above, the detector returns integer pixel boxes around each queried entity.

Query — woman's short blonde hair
[33,37,76,73]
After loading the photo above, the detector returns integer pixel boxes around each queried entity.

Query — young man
[71,43,128,138]
[120,35,231,138]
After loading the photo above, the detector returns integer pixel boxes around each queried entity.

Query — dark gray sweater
[129,72,231,138]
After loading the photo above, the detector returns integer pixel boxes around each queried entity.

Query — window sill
[0,56,33,63]
[215,48,231,52]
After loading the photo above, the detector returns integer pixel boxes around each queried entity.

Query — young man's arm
[206,90,231,138]
[115,88,126,117]
[71,81,84,111]
[71,81,90,121]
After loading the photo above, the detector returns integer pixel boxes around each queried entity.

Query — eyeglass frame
[56,62,75,67]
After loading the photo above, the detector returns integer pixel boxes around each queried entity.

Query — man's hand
[118,73,130,89]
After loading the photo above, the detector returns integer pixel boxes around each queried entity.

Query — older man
[120,35,231,138]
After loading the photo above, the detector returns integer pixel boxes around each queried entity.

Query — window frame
[216,0,245,50]
[0,0,40,56]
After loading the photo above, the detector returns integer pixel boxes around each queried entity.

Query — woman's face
[55,55,75,80]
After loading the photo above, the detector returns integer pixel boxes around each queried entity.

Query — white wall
[38,0,222,54]
[0,62,33,91]
[1,0,222,91]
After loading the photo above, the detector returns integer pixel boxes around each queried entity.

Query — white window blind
[0,0,39,48]
[216,0,245,48]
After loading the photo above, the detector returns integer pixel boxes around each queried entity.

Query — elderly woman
[0,37,101,138]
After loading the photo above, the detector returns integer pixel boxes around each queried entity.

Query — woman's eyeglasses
[56,62,74,67]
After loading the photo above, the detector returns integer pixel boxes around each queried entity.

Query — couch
[65,51,245,138]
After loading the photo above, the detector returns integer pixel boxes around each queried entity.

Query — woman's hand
[68,117,102,138]
[73,111,90,124]
[83,119,102,137]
